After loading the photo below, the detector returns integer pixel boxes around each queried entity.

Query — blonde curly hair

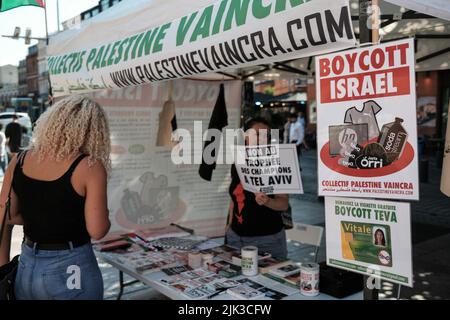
[30,95,111,171]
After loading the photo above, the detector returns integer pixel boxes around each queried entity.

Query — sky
[0,0,99,66]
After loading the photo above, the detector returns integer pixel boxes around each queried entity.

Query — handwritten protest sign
[234,144,303,195]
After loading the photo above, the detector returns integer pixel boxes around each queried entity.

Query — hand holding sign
[255,193,270,206]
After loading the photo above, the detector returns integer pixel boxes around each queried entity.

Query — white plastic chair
[286,223,324,263]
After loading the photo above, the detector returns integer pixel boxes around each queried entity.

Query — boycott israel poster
[88,79,241,237]
[48,0,356,96]
[234,144,303,194]
[325,197,413,287]
[315,39,419,200]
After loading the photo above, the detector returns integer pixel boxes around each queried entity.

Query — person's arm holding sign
[255,193,289,211]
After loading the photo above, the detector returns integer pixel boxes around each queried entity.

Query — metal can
[188,251,202,269]
[202,253,214,269]
[300,263,320,296]
[241,246,259,277]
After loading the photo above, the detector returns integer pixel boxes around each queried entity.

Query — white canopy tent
[238,0,450,81]
[48,0,450,90]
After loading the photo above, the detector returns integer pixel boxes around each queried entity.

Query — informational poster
[325,197,413,287]
[234,144,303,195]
[316,38,419,200]
[89,79,241,237]
[48,0,356,96]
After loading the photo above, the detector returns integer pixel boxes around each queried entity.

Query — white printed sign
[234,144,303,194]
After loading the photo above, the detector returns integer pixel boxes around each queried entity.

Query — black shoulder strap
[66,154,87,177]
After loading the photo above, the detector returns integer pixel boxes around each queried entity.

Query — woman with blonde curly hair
[0,95,111,300]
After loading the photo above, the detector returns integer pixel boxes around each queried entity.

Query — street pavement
[4,149,450,300]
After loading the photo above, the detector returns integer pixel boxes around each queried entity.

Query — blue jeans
[226,228,288,259]
[15,242,104,300]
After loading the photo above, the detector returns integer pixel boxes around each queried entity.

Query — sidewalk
[5,150,450,300]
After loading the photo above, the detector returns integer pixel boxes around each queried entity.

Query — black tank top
[12,152,91,244]
[228,165,284,237]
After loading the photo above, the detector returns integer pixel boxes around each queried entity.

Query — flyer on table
[315,39,419,200]
[325,197,413,287]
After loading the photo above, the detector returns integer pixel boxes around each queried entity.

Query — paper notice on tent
[88,79,241,237]
[234,144,303,194]
[48,0,356,96]
[325,197,413,287]
[315,38,419,200]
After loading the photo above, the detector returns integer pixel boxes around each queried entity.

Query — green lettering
[92,46,105,70]
[115,38,129,64]
[101,44,111,68]
[76,51,86,72]
[108,41,121,66]
[124,35,138,61]
[86,48,97,71]
[153,23,171,53]
[212,0,227,35]
[137,28,158,57]
[176,12,198,46]
[131,32,145,59]
[190,5,213,42]
[252,0,272,19]
[224,0,250,32]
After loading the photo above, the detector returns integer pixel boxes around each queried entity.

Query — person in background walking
[297,111,310,150]
[0,95,111,300]
[0,124,7,174]
[283,117,291,145]
[287,113,304,158]
[5,115,23,160]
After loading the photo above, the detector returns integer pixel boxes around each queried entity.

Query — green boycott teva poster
[325,197,413,287]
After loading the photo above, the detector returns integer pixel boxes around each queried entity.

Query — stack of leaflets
[268,263,302,277]
[160,268,240,299]
[148,236,206,250]
[241,275,300,297]
[134,225,190,241]
[227,285,266,300]
[200,245,274,267]
[207,260,241,278]
[161,265,192,276]
[258,258,292,273]
[232,278,288,300]
[114,250,180,274]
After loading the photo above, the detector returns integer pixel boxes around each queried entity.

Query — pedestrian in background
[5,115,22,160]
[286,113,304,158]
[297,111,310,150]
[0,95,111,300]
[0,124,7,174]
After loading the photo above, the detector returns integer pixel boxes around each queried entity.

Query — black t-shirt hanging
[199,84,228,181]
[228,165,284,237]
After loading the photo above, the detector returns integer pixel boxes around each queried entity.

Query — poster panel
[89,79,241,237]
[325,196,413,287]
[316,39,419,200]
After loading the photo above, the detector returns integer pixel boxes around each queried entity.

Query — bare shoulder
[77,157,107,180]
